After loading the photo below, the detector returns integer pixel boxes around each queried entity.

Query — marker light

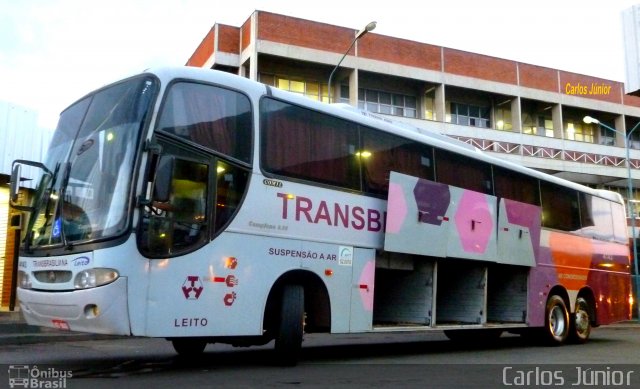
[74,268,119,289]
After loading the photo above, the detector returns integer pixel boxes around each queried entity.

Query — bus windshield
[26,76,157,248]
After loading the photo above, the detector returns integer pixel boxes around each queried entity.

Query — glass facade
[260,74,329,103]
[258,72,638,154]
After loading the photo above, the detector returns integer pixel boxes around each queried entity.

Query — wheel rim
[549,305,566,338]
[574,301,590,339]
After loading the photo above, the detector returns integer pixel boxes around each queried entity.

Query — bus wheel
[171,338,207,357]
[274,284,304,366]
[544,295,569,345]
[569,297,591,344]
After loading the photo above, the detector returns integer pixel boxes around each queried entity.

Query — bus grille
[33,271,73,284]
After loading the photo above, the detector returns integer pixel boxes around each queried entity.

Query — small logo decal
[339,246,353,266]
[182,276,204,300]
[72,256,90,266]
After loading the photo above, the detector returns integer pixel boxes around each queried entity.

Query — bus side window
[493,166,540,205]
[360,127,434,196]
[578,193,614,241]
[540,181,580,231]
[434,148,493,194]
[141,156,209,256]
[214,160,248,232]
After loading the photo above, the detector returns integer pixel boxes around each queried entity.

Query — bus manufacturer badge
[182,276,204,300]
[72,256,90,266]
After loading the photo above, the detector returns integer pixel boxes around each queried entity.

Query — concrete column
[248,12,259,81]
[435,84,446,123]
[349,69,358,107]
[616,115,627,148]
[552,104,563,139]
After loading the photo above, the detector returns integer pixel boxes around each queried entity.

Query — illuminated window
[259,73,329,102]
[424,94,435,121]
[495,105,512,131]
[564,121,594,143]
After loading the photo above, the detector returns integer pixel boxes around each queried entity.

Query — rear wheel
[274,284,304,366]
[569,297,591,344]
[544,295,569,345]
[171,338,207,357]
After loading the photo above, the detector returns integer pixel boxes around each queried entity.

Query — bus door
[138,136,250,336]
[138,139,214,336]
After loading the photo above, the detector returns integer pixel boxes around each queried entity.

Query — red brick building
[187,11,640,205]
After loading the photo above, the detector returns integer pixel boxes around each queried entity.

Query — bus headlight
[17,270,32,289]
[74,268,119,289]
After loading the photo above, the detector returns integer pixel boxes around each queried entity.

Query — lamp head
[583,116,599,124]
[365,21,377,32]
[356,21,377,39]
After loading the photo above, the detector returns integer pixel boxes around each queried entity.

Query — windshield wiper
[58,162,74,250]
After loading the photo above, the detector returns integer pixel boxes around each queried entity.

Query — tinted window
[540,181,580,231]
[157,82,252,163]
[578,193,614,241]
[611,201,628,244]
[435,149,493,194]
[260,98,360,190]
[494,166,540,205]
[361,128,434,195]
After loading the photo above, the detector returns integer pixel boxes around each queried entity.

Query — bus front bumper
[17,277,131,335]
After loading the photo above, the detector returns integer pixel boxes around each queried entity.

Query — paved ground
[0,310,118,345]
[1,309,638,346]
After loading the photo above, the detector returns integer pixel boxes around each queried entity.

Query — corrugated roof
[0,101,53,189]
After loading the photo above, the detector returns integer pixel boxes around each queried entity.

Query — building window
[565,121,594,143]
[521,103,554,137]
[600,127,616,146]
[259,73,329,102]
[495,105,512,131]
[356,88,417,118]
[339,85,350,104]
[523,116,554,137]
[630,130,640,149]
[424,92,436,121]
[449,102,490,128]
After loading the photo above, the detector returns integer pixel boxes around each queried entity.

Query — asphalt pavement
[0,310,116,345]
[1,310,638,347]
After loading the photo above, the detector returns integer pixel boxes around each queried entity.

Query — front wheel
[544,295,569,345]
[569,297,592,344]
[274,284,304,366]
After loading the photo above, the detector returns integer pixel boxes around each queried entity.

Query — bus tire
[171,338,207,357]
[569,297,591,344]
[544,295,569,345]
[274,284,304,366]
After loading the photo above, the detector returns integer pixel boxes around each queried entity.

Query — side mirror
[10,163,21,203]
[153,156,175,203]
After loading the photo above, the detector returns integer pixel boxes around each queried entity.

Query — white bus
[11,67,632,365]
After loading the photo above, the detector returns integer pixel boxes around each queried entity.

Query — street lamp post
[584,115,640,320]
[327,21,376,104]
